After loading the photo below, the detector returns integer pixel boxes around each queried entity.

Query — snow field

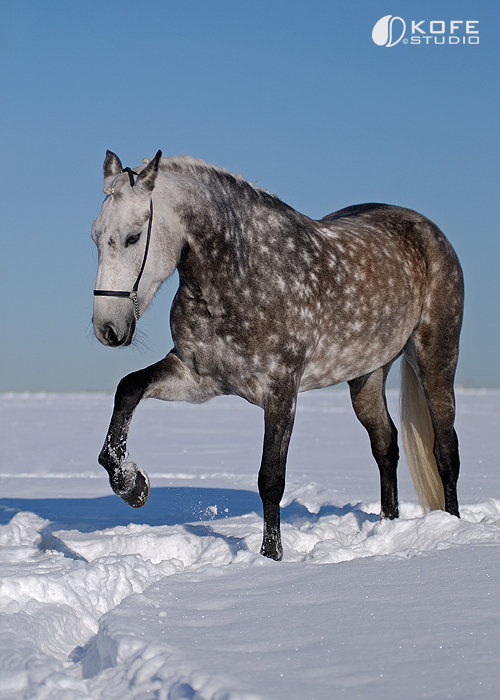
[1,389,499,698]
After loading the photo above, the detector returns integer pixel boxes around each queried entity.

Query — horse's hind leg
[404,234,463,516]
[349,363,399,519]
[99,352,219,507]
[405,326,461,517]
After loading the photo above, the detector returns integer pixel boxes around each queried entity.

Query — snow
[1,388,499,699]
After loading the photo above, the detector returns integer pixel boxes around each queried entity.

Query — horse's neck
[167,174,259,275]
[160,168,313,294]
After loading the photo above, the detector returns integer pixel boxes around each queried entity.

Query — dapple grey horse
[92,150,464,560]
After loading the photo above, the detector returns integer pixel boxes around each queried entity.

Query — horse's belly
[299,317,414,391]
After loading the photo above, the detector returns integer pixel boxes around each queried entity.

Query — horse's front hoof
[113,462,150,508]
[260,540,283,561]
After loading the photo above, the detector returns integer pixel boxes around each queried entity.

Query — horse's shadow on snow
[0,487,378,558]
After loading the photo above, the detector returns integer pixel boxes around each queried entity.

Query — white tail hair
[400,356,445,511]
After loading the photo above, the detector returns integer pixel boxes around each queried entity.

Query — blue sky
[1,0,498,391]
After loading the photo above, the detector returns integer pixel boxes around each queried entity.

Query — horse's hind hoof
[114,462,150,508]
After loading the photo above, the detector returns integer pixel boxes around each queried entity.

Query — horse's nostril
[97,320,135,347]
[103,324,119,346]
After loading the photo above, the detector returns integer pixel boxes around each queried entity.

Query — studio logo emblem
[372,15,480,47]
[372,15,406,47]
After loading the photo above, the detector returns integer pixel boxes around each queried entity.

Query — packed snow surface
[1,388,499,699]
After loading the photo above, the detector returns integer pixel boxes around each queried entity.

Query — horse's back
[321,203,461,266]
[320,202,463,300]
[321,202,391,222]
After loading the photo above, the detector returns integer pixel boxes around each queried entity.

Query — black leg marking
[99,352,220,507]
[99,368,150,507]
[258,385,298,560]
[349,365,399,520]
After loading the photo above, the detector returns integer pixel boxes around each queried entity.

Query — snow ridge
[1,500,500,698]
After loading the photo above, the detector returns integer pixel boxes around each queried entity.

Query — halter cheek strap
[93,168,154,321]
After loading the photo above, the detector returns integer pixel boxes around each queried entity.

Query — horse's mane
[158,156,271,197]
[132,155,305,225]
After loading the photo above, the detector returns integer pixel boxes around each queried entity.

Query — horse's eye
[125,233,141,247]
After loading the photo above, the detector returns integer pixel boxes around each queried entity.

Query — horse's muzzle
[95,320,135,347]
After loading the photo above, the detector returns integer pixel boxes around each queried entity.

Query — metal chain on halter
[130,292,140,320]
[93,166,154,321]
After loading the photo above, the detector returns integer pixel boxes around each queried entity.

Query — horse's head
[92,150,179,347]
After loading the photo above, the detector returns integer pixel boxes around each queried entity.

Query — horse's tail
[400,356,445,511]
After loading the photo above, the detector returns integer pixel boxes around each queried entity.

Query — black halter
[93,168,153,321]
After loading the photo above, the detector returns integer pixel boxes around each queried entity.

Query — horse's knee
[115,369,147,411]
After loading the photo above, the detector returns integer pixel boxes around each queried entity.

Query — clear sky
[1,0,498,391]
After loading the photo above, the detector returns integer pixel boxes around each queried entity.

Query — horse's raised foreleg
[349,364,399,519]
[99,351,219,507]
[258,385,297,560]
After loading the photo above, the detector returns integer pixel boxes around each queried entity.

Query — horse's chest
[171,289,289,398]
[184,318,258,370]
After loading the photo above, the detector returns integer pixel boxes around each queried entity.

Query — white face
[92,152,186,347]
[92,186,158,346]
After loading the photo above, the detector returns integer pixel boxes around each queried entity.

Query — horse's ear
[104,150,123,190]
[134,150,162,196]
